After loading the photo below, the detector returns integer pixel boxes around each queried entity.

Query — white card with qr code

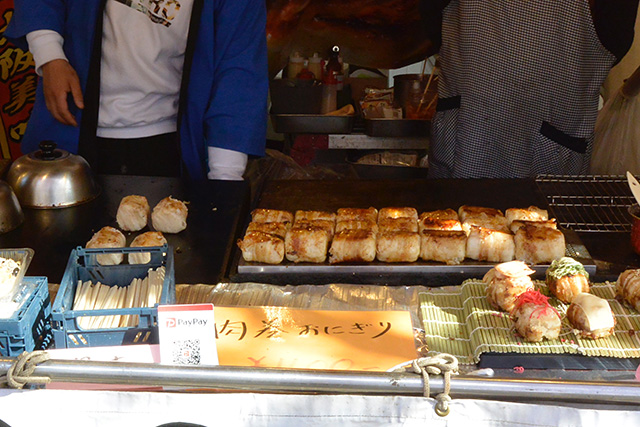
[158,304,218,366]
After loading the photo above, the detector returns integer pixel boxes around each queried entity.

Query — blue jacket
[6,0,269,181]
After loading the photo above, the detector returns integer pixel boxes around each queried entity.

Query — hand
[41,59,84,126]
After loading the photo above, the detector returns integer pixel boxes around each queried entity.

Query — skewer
[416,74,438,115]
[419,57,428,79]
[423,93,438,115]
[73,280,84,307]
[92,284,106,329]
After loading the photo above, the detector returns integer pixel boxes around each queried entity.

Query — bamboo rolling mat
[419,280,640,365]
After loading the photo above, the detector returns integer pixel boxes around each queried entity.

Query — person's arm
[8,1,84,126]
[204,0,268,180]
[207,147,248,180]
[592,0,639,63]
[25,30,66,74]
[5,0,67,38]
[26,30,84,126]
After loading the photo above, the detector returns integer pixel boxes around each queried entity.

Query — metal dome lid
[6,141,100,208]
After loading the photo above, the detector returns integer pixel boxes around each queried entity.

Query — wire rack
[535,175,635,233]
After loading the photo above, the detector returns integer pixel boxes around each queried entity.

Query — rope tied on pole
[394,353,459,417]
[0,351,51,389]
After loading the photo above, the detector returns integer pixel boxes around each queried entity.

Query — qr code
[172,338,201,365]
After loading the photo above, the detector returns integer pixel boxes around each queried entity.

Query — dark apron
[429,0,615,178]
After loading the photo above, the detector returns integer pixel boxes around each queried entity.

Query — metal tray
[271,114,354,134]
[364,118,430,137]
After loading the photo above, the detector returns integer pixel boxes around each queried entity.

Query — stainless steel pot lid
[6,141,100,208]
[0,180,24,233]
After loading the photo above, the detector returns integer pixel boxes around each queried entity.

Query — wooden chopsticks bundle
[72,266,165,329]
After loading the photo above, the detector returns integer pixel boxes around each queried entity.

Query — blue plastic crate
[0,277,53,357]
[52,245,176,348]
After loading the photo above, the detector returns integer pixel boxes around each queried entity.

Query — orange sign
[214,306,417,371]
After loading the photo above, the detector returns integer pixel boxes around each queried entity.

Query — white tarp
[0,389,639,427]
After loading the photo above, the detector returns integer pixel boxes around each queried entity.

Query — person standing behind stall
[5,0,269,181]
[421,0,638,178]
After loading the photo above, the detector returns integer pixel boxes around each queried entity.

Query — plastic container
[287,52,305,79]
[0,276,53,357]
[0,248,35,302]
[52,245,175,348]
[321,84,338,114]
[308,53,323,81]
[393,74,438,114]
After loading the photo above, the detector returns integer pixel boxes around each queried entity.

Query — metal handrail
[1,357,640,404]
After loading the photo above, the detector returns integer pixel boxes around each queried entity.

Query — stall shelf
[1,174,640,423]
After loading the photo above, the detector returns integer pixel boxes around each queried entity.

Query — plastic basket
[0,276,53,357]
[52,245,176,348]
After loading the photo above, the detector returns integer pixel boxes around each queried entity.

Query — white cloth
[25,30,66,75]
[97,0,193,138]
[1,389,640,426]
[207,146,248,181]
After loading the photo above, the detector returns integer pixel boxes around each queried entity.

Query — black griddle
[0,175,250,285]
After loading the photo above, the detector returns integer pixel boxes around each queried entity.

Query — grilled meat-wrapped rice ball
[514,224,565,265]
[86,226,127,265]
[246,221,290,239]
[484,261,535,312]
[509,219,557,234]
[376,231,420,262]
[116,195,150,232]
[459,205,509,232]
[617,269,640,311]
[151,196,188,234]
[378,217,418,233]
[238,231,285,264]
[251,209,293,225]
[545,257,590,303]
[336,207,378,223]
[378,207,418,221]
[505,206,548,226]
[328,229,376,264]
[466,226,515,263]
[292,219,336,239]
[420,230,467,265]
[511,290,562,342]
[129,231,167,264]
[418,218,463,233]
[294,210,336,223]
[285,225,331,263]
[419,209,459,221]
[458,205,503,221]
[335,219,378,234]
[567,293,615,339]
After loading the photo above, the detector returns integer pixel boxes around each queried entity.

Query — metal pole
[1,358,639,404]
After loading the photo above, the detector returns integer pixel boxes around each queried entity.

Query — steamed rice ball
[151,196,187,234]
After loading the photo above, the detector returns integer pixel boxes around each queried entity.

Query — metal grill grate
[535,175,635,233]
